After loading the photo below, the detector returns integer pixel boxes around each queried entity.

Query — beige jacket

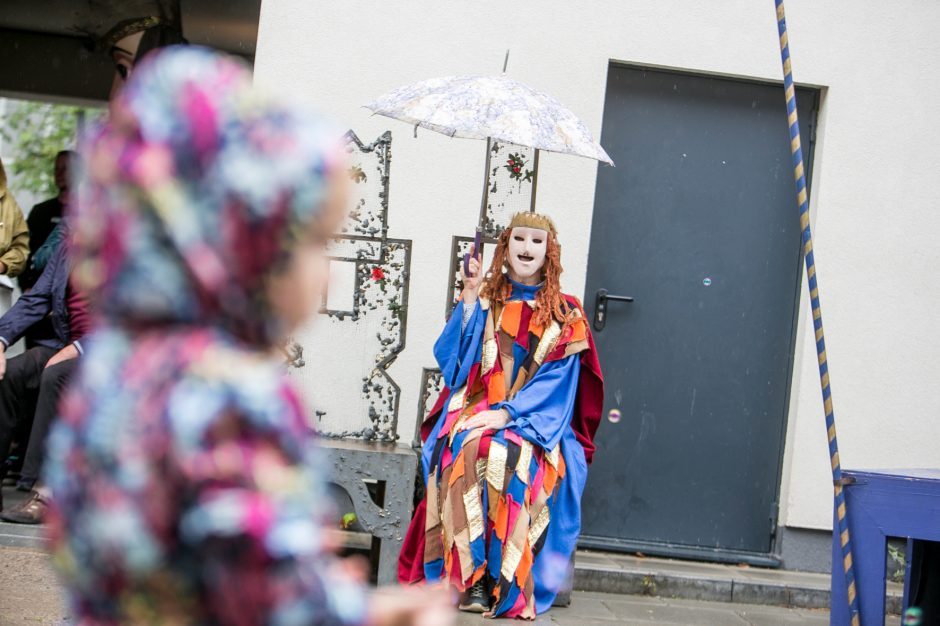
[0,186,30,277]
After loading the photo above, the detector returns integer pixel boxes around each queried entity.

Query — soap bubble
[608,409,622,424]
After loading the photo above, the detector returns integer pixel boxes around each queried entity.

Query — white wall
[254,0,940,531]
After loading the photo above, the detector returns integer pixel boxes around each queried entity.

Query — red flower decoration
[371,266,385,281]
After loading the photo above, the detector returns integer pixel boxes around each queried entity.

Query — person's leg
[0,347,56,471]
[20,358,77,484]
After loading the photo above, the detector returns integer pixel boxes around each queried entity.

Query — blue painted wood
[831,470,940,626]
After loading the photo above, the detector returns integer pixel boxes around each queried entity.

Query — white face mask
[506,226,548,284]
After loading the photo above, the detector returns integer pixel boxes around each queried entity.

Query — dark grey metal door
[580,65,818,563]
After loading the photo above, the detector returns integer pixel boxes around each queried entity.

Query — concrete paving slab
[573,549,903,612]
[457,593,833,625]
[0,545,70,625]
[600,596,749,625]
[736,606,829,625]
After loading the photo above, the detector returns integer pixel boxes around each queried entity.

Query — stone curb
[0,521,45,550]
[572,551,903,614]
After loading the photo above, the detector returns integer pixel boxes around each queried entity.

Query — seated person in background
[29,222,67,277]
[0,237,89,522]
[17,151,75,291]
[19,151,77,350]
[0,155,30,279]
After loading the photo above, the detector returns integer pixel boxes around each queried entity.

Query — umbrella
[364,61,613,273]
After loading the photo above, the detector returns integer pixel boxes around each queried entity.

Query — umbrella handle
[463,230,484,277]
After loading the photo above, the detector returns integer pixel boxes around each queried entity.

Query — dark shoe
[16,477,36,492]
[0,491,48,524]
[458,579,490,613]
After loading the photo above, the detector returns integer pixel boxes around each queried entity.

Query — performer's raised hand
[460,246,483,305]
[458,408,511,432]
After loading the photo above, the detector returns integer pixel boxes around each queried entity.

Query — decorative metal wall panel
[483,141,537,236]
[414,367,445,447]
[288,131,410,442]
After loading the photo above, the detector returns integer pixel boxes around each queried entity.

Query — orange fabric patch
[448,452,466,486]
[542,465,558,495]
[494,499,509,541]
[499,301,523,336]
[569,318,587,343]
[487,371,506,405]
[516,544,534,587]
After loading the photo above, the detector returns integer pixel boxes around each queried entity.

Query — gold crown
[508,211,556,234]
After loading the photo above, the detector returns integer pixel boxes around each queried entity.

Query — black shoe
[458,579,490,613]
[16,477,36,492]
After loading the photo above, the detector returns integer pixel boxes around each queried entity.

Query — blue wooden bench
[830,469,940,625]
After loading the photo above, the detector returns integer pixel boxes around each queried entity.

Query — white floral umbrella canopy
[364,74,614,166]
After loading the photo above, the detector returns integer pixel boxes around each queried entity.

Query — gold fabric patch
[486,441,508,491]
[533,321,562,365]
[501,542,524,582]
[464,483,485,541]
[482,338,498,373]
[475,458,488,483]
[448,386,466,413]
[528,506,551,546]
[545,445,561,470]
[515,441,533,484]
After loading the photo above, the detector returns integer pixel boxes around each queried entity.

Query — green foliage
[0,101,102,197]
[888,543,907,583]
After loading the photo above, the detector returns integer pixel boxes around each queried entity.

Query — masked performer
[400,212,604,618]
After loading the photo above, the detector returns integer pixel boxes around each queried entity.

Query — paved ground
[455,593,830,625]
[2,483,835,625]
[0,545,69,625]
[0,544,832,626]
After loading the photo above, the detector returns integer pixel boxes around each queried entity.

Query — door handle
[593,288,633,331]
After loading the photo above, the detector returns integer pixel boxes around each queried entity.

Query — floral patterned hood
[73,46,341,346]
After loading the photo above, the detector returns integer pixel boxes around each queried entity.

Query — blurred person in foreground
[44,47,453,626]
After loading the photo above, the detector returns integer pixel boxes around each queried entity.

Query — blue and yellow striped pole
[774,3,860,625]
